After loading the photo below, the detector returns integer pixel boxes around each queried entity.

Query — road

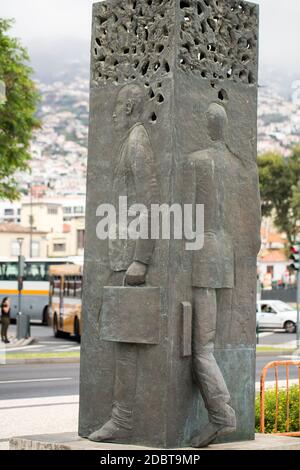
[257,330,297,346]
[256,354,300,382]
[0,363,79,400]
[0,364,79,450]
[0,353,299,450]
[1,353,300,402]
[2,323,298,355]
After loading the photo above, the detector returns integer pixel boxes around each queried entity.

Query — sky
[0,0,300,77]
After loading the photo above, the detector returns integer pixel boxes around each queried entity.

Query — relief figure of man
[89,84,159,443]
[188,103,238,447]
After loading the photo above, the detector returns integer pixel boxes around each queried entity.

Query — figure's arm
[126,126,159,286]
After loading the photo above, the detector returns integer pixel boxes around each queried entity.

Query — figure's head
[112,84,145,131]
[206,103,228,141]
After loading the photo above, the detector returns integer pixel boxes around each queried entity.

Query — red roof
[258,249,287,263]
[0,223,46,234]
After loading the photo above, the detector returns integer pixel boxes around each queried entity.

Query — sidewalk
[0,395,79,450]
[1,332,80,364]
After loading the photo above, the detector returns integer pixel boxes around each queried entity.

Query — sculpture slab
[79,0,260,448]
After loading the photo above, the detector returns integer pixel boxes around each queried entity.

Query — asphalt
[256,354,300,382]
[1,353,299,403]
[0,353,299,451]
[0,363,79,400]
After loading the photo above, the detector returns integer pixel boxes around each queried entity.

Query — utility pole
[16,238,30,340]
[17,238,25,315]
[290,245,300,350]
[297,270,300,350]
[29,182,33,258]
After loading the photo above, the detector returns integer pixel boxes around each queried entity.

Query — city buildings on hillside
[258,86,300,156]
[11,74,300,198]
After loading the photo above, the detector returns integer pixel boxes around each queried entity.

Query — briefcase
[100,286,161,345]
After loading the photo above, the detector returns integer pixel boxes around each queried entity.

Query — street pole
[256,274,261,345]
[297,270,300,350]
[29,182,33,258]
[17,238,24,315]
[16,239,29,340]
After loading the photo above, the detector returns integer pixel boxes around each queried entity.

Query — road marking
[40,341,72,345]
[279,355,300,360]
[0,401,78,411]
[0,378,73,385]
[4,345,43,353]
[0,394,79,408]
[258,342,297,349]
[54,347,80,352]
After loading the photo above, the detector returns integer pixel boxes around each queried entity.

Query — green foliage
[292,182,300,223]
[0,18,40,200]
[258,147,300,244]
[255,385,300,433]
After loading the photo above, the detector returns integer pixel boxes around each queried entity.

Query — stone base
[9,433,300,451]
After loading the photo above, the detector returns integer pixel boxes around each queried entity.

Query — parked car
[257,300,298,333]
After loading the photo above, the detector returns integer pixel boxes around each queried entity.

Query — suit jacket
[187,142,237,289]
[109,123,159,272]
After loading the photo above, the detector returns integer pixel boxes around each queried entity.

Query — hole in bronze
[157,94,164,103]
[141,60,150,75]
[180,1,190,8]
[157,44,165,53]
[218,89,228,102]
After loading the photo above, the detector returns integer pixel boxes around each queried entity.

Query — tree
[0,19,40,200]
[258,146,300,244]
[292,182,300,224]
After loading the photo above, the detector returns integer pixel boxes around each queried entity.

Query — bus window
[51,276,62,297]
[0,262,18,281]
[64,276,82,298]
[25,262,47,281]
[75,276,82,299]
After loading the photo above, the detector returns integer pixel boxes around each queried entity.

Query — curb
[5,357,80,365]
[256,350,298,356]
[4,337,36,349]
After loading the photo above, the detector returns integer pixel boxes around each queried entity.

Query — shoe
[88,402,133,443]
[4,339,10,344]
[88,419,132,443]
[191,422,236,448]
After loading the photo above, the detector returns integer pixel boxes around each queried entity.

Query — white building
[0,201,21,224]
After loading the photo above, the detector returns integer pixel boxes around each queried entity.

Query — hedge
[255,385,300,433]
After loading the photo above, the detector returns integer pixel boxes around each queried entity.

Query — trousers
[192,287,236,427]
[1,316,10,341]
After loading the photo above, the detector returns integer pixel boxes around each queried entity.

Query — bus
[0,258,75,323]
[49,264,82,342]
